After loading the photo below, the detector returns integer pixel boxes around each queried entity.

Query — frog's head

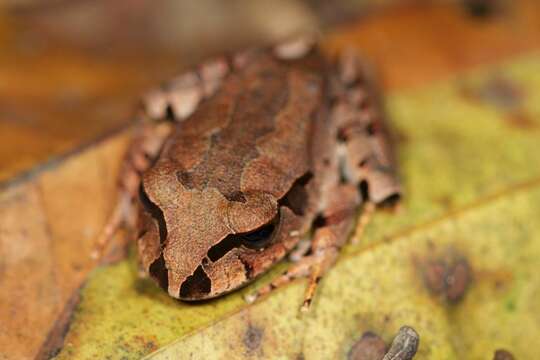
[137,162,313,301]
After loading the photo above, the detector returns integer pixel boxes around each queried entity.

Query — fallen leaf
[55,53,540,359]
[0,133,130,359]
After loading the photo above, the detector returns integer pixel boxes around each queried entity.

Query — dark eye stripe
[206,214,279,262]
[207,235,242,262]
[139,184,168,245]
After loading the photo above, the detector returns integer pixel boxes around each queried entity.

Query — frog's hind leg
[297,184,360,311]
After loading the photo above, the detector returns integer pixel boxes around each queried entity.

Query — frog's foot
[350,201,375,245]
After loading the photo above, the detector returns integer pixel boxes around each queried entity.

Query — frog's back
[154,52,325,201]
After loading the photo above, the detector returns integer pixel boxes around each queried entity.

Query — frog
[95,38,401,311]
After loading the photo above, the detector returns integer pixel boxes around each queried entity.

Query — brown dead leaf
[0,133,129,359]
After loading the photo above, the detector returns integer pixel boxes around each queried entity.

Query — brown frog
[96,39,401,311]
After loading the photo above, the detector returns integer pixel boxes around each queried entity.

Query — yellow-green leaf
[56,53,540,359]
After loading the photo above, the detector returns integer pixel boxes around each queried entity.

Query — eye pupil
[239,221,277,250]
[241,224,275,243]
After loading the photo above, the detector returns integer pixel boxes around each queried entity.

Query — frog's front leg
[92,58,231,260]
[245,184,360,311]
[246,51,401,311]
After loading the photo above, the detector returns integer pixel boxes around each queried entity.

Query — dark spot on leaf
[348,331,387,360]
[493,349,515,360]
[180,266,211,299]
[445,259,471,302]
[421,252,472,303]
[145,340,158,352]
[423,260,446,293]
[243,324,264,353]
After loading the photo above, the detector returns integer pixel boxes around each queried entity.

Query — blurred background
[2,1,540,359]
[0,0,528,186]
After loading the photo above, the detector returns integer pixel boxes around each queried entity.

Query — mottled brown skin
[105,44,401,305]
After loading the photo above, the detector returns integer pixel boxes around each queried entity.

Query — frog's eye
[239,221,276,249]
[206,214,279,263]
